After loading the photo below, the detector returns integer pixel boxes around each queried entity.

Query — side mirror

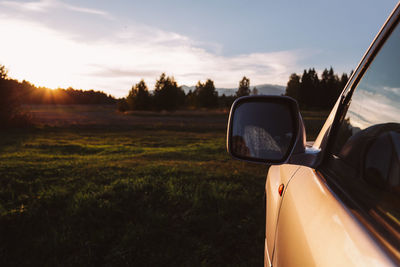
[227,96,319,166]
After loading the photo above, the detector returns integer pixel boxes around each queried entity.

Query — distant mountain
[181,84,285,96]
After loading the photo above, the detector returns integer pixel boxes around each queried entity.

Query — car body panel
[272,166,395,267]
[265,164,300,264]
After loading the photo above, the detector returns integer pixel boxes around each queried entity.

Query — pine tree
[153,73,185,111]
[285,73,301,101]
[126,80,151,110]
[236,76,250,97]
[194,79,218,108]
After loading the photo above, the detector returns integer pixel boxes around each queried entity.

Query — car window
[328,20,400,250]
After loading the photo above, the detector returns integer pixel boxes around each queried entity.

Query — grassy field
[0,105,327,266]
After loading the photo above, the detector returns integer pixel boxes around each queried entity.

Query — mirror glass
[231,101,295,162]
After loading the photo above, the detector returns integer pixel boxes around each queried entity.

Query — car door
[272,7,400,267]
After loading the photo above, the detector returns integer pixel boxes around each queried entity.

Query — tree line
[117,73,254,111]
[120,68,350,112]
[0,67,115,105]
[0,65,115,126]
[285,67,351,109]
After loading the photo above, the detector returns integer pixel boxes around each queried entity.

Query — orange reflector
[278,184,284,196]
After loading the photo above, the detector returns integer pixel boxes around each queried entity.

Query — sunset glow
[0,0,396,97]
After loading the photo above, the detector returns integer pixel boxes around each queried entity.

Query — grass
[300,109,330,141]
[0,106,327,266]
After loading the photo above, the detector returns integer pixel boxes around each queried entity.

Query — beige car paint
[269,167,395,267]
[265,164,300,266]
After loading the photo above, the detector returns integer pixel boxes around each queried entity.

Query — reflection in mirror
[231,101,294,161]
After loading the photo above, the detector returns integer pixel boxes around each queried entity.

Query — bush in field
[126,80,152,110]
[185,89,196,107]
[117,98,130,112]
[218,94,235,109]
[153,73,185,111]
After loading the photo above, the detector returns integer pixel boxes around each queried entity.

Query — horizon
[7,71,345,99]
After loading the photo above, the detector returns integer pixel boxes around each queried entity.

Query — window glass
[330,21,400,247]
[335,23,400,146]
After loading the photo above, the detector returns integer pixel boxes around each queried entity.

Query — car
[227,2,400,266]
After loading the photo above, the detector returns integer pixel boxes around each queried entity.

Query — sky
[0,0,398,97]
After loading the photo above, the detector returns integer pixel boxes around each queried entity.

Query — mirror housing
[227,96,321,167]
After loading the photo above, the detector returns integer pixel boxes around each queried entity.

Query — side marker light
[278,184,284,196]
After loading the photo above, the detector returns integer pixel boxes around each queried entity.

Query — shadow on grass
[0,164,266,266]
[0,129,34,154]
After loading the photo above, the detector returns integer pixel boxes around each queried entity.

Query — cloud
[90,67,161,79]
[348,89,400,130]
[61,3,109,17]
[0,0,52,12]
[0,0,111,17]
[0,0,304,97]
